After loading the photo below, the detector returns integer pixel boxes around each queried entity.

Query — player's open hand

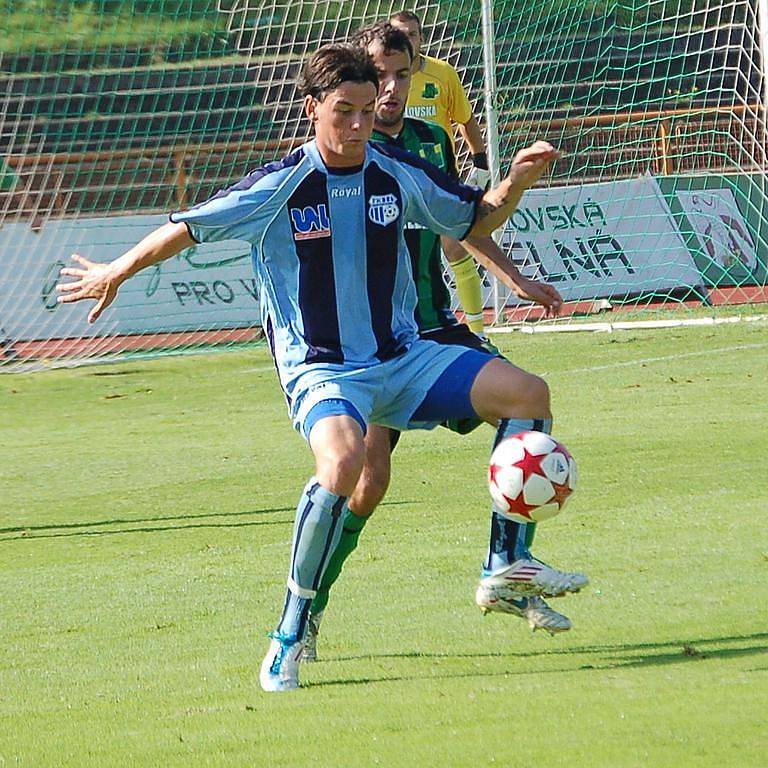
[56,253,121,323]
[513,275,563,318]
[507,141,560,190]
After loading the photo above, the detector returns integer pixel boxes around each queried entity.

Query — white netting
[1,1,766,372]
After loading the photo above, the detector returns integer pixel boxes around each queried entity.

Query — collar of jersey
[305,138,366,176]
[325,163,364,176]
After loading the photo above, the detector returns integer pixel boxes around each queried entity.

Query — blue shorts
[291,339,493,440]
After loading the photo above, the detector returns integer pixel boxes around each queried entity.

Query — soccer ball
[488,431,577,523]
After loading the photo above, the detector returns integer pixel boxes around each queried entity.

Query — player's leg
[315,424,394,614]
[412,352,587,603]
[416,326,567,631]
[260,410,366,693]
[470,359,588,600]
[484,415,550,574]
[475,412,573,633]
[442,235,485,334]
[420,329,574,631]
[308,413,368,496]
[304,424,395,661]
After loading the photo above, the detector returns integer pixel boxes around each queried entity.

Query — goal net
[480,0,768,326]
[1,0,766,371]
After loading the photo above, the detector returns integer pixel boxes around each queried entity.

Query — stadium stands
[0,24,764,222]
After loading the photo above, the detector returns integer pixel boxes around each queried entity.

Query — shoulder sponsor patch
[418,143,445,169]
[368,194,400,226]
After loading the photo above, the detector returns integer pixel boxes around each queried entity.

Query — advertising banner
[469,175,703,308]
[655,172,768,288]
[0,215,259,342]
[676,188,761,285]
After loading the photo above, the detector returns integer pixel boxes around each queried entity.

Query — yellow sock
[450,253,485,333]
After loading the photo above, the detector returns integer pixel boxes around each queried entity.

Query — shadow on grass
[0,499,413,542]
[305,631,768,689]
[89,369,146,377]
[0,506,295,541]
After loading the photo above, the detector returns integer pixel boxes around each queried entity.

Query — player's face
[390,18,422,70]
[369,43,412,131]
[304,80,376,167]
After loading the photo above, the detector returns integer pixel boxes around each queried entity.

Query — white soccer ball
[488,431,577,524]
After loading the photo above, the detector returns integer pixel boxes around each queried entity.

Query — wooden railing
[500,103,767,182]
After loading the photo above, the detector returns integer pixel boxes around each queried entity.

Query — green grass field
[2,319,767,767]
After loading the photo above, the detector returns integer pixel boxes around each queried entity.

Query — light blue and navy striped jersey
[170,138,482,392]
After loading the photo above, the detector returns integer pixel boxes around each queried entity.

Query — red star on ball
[489,457,539,518]
[550,477,573,508]
[513,446,548,484]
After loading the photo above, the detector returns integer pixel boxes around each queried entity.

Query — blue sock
[483,417,552,575]
[275,478,348,642]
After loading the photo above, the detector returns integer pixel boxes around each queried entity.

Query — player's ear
[304,95,319,123]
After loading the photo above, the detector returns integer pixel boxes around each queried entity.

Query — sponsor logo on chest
[368,194,400,226]
[406,105,437,118]
[421,82,439,99]
[330,186,361,198]
[289,204,331,240]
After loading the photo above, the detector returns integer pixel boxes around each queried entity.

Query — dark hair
[350,21,414,62]
[297,43,379,100]
[390,10,422,31]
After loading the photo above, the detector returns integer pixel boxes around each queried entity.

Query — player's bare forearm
[93,221,193,284]
[460,233,563,317]
[460,234,524,290]
[469,142,559,237]
[56,221,194,323]
[458,115,485,156]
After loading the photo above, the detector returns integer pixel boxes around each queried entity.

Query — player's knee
[523,372,550,411]
[441,236,466,264]
[315,445,366,497]
[505,371,550,416]
[473,359,551,419]
[333,448,366,486]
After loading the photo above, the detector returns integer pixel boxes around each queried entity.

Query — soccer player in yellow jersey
[391,9,489,335]
[390,11,486,159]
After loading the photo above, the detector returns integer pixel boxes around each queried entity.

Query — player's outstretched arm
[460,234,563,318]
[469,141,560,237]
[56,222,194,323]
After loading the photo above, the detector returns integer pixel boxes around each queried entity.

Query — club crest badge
[368,194,399,226]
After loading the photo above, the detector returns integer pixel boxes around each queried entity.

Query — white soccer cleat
[480,558,589,598]
[476,583,572,634]
[523,596,572,634]
[259,634,304,692]
[301,611,324,663]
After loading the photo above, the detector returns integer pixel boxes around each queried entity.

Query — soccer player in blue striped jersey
[301,23,583,661]
[56,43,577,692]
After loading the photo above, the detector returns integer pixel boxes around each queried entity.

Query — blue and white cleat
[476,582,572,634]
[480,558,589,598]
[259,634,304,692]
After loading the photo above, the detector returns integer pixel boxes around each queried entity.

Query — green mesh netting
[1,1,766,370]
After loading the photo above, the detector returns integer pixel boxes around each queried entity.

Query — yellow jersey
[404,55,473,146]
